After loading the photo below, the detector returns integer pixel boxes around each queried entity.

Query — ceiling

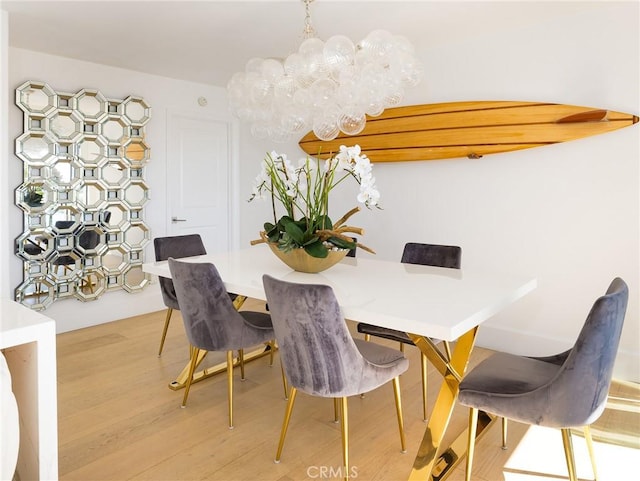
[3,0,605,88]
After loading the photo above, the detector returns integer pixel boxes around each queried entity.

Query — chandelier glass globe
[227,2,422,143]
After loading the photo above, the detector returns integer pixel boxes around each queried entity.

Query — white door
[166,111,235,254]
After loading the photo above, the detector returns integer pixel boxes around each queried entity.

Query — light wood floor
[56,300,639,481]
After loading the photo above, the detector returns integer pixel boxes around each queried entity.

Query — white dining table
[142,244,536,481]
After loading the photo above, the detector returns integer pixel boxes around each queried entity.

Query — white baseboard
[49,288,165,334]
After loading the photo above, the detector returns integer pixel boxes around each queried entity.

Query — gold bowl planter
[267,243,348,273]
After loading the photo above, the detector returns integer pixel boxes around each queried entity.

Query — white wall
[423,3,638,380]
[3,3,638,380]
[386,2,639,380]
[1,11,10,299]
[237,2,640,380]
[6,48,235,332]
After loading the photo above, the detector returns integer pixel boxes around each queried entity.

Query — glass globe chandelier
[226,0,423,142]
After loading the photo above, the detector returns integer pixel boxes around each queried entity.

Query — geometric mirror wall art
[14,80,152,310]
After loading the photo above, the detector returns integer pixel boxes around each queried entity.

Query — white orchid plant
[249,145,380,258]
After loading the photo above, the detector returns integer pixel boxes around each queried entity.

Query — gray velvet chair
[262,274,409,479]
[153,234,208,356]
[357,242,462,420]
[168,258,275,428]
[459,277,628,481]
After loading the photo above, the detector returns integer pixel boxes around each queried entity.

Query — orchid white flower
[353,156,372,177]
[334,145,355,171]
[249,145,381,255]
[358,184,380,207]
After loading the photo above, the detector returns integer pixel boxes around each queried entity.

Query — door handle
[171,217,187,223]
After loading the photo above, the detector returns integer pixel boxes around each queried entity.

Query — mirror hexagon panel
[14,80,152,310]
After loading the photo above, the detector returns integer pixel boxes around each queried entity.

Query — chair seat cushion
[460,353,560,396]
[350,338,409,395]
[354,339,406,366]
[458,352,562,424]
[240,311,273,330]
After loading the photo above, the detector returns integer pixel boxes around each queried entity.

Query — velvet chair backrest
[263,274,386,397]
[153,234,207,310]
[401,242,462,269]
[168,258,266,351]
[546,277,628,426]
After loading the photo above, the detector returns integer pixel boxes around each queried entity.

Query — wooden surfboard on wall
[298,101,639,162]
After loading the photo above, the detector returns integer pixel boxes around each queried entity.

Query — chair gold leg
[399,342,405,353]
[275,387,298,463]
[269,340,275,366]
[392,376,407,453]
[364,333,371,342]
[561,428,578,481]
[158,308,173,356]
[465,408,478,481]
[238,349,245,380]
[502,417,508,449]
[334,398,340,423]
[340,397,349,481]
[227,350,234,429]
[420,352,428,421]
[181,345,199,407]
[584,425,598,481]
[280,360,289,400]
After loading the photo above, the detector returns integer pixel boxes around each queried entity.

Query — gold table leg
[408,327,495,481]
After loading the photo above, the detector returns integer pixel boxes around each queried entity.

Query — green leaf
[306,215,333,233]
[264,222,280,243]
[302,236,319,246]
[304,240,329,258]
[294,217,308,226]
[316,215,333,230]
[328,237,356,250]
[276,216,295,230]
[284,221,305,245]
